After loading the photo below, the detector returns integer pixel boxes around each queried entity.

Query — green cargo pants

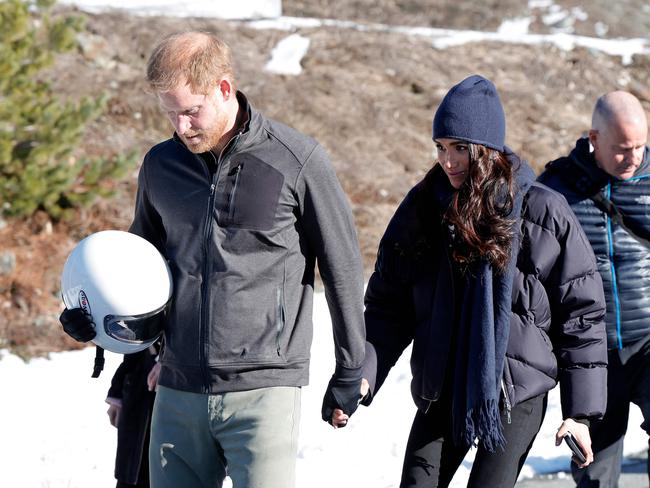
[149,385,301,488]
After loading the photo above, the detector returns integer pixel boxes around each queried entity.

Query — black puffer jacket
[539,137,650,349]
[363,158,608,420]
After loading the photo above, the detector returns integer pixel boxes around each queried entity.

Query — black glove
[59,308,96,342]
[321,365,363,425]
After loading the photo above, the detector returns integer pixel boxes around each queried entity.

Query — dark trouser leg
[400,400,469,488]
[467,392,547,488]
[629,341,650,484]
[573,437,624,487]
[573,350,630,487]
[116,405,152,488]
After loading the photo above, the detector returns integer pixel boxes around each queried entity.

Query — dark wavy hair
[444,144,515,272]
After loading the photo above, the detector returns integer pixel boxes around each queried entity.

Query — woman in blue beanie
[356,75,608,486]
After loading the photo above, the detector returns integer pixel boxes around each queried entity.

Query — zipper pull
[229,163,242,176]
[501,379,512,424]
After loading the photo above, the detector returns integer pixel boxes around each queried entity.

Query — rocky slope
[1,0,649,356]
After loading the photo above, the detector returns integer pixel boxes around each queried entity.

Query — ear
[588,129,599,150]
[217,79,233,101]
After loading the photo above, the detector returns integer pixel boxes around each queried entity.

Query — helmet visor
[103,299,170,344]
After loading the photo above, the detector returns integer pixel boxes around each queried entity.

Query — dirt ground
[2,1,650,357]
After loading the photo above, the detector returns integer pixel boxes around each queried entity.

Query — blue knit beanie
[432,75,505,152]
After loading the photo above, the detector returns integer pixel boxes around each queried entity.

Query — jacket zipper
[198,133,242,392]
[500,378,512,424]
[275,287,285,356]
[604,182,623,349]
[200,153,219,393]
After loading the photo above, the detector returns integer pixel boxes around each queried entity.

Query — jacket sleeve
[107,353,142,399]
[128,154,166,254]
[362,250,416,404]
[295,144,365,376]
[542,192,608,420]
[107,358,128,400]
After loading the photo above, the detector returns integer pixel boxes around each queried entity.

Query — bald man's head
[589,91,648,180]
[146,31,236,95]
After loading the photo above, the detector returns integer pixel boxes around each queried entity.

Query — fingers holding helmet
[59,307,96,342]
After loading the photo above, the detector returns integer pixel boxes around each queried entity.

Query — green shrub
[0,0,135,219]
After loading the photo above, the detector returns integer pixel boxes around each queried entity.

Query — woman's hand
[555,418,593,468]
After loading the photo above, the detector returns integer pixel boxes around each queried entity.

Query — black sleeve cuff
[572,417,591,428]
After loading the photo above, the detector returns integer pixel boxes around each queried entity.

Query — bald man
[539,91,650,486]
[59,31,366,488]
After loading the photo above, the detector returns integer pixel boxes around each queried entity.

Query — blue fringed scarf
[445,155,535,452]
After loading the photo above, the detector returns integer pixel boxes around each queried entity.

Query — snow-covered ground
[0,291,646,488]
[243,16,648,66]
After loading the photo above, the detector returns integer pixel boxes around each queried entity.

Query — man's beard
[181,115,229,154]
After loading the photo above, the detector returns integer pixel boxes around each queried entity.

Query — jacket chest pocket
[218,154,285,231]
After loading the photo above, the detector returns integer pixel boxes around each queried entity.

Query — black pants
[572,342,650,487]
[400,393,547,488]
[116,413,151,488]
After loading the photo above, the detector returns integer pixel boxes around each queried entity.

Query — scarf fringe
[461,399,506,453]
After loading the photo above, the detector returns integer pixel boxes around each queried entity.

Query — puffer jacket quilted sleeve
[512,182,607,419]
[361,183,426,401]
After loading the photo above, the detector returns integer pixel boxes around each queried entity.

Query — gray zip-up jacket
[130,92,365,394]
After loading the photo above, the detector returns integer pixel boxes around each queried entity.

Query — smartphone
[563,432,587,464]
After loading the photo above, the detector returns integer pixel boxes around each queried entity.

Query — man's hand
[321,367,364,428]
[59,308,96,342]
[331,378,369,428]
[555,418,593,468]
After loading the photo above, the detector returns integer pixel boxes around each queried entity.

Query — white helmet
[61,230,172,354]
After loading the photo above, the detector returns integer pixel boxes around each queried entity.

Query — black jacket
[130,92,365,394]
[363,158,607,421]
[539,137,650,349]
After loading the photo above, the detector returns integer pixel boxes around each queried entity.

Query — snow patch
[265,34,311,76]
[498,17,532,36]
[57,0,282,19]
[243,16,649,66]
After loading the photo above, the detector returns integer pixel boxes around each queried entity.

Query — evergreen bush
[0,0,135,219]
